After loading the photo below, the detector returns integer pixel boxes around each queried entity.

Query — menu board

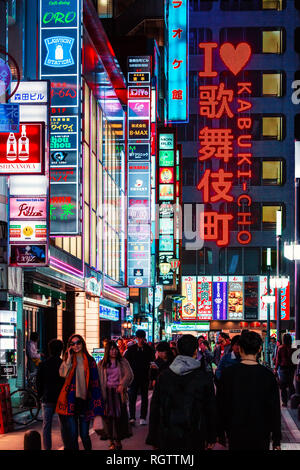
[228,276,244,320]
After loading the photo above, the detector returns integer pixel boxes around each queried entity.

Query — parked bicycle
[10,372,41,427]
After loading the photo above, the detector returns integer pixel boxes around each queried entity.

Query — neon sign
[166,0,188,122]
[198,42,253,247]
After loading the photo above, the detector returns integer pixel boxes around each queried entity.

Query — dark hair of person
[101,340,122,368]
[239,331,262,355]
[48,339,64,357]
[30,332,39,342]
[64,333,92,361]
[283,333,292,348]
[177,334,198,357]
[202,340,211,351]
[230,335,241,347]
[197,335,205,342]
[136,329,146,339]
[219,332,230,341]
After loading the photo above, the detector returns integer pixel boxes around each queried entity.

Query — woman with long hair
[56,334,104,450]
[275,333,296,407]
[98,340,134,450]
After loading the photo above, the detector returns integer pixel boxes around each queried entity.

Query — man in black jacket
[124,330,154,425]
[36,339,64,450]
[218,330,281,450]
[146,335,217,450]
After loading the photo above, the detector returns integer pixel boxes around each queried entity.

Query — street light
[270,276,289,289]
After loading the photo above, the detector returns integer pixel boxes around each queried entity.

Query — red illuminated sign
[198,43,253,247]
[0,123,44,175]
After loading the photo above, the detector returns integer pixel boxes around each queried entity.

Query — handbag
[93,415,104,432]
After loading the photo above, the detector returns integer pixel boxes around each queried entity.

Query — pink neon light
[50,257,84,278]
[104,284,127,299]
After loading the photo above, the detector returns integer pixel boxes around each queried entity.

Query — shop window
[262,30,283,54]
[244,248,260,275]
[262,204,282,230]
[262,116,283,140]
[227,248,243,275]
[262,160,283,185]
[262,73,283,97]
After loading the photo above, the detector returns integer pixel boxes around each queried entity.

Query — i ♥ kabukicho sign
[197,42,253,247]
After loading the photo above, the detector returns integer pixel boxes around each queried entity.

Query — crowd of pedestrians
[28,328,299,451]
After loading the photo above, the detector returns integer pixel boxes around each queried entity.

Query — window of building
[228,248,243,275]
[262,73,283,96]
[262,116,283,140]
[262,160,284,185]
[183,158,198,186]
[262,30,283,54]
[189,28,212,55]
[97,0,113,17]
[263,0,284,10]
[189,0,212,10]
[262,204,282,230]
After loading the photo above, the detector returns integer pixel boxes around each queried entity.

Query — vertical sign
[181,276,197,321]
[127,57,151,287]
[166,0,188,122]
[197,276,212,320]
[259,276,275,321]
[39,0,81,234]
[213,276,227,321]
[198,43,253,247]
[244,276,259,320]
[228,276,244,320]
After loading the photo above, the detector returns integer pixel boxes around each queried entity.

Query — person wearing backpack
[146,334,217,450]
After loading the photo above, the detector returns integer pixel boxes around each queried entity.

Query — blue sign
[99,305,119,322]
[213,279,227,321]
[44,36,75,68]
[166,0,188,122]
[0,104,19,133]
[41,1,78,29]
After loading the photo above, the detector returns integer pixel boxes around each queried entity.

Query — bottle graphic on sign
[18,125,29,161]
[6,133,17,161]
[55,44,64,61]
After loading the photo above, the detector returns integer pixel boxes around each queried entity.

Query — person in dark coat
[218,330,281,451]
[150,341,174,388]
[124,330,155,425]
[274,333,296,407]
[215,335,241,381]
[36,339,64,450]
[146,334,217,450]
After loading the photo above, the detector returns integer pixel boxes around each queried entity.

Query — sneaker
[140,419,147,425]
[129,418,136,425]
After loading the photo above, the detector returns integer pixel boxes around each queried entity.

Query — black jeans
[128,378,149,420]
[278,366,295,405]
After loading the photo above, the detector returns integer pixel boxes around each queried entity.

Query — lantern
[170,258,181,270]
[159,262,171,275]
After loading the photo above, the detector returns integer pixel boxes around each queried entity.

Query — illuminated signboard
[213,276,227,321]
[166,0,188,122]
[198,42,253,247]
[197,276,213,321]
[159,167,174,184]
[99,305,119,322]
[159,150,174,166]
[181,276,197,321]
[0,104,19,133]
[159,184,174,201]
[9,221,47,243]
[10,81,48,104]
[228,276,244,320]
[0,123,45,175]
[127,56,152,288]
[158,252,174,286]
[10,197,47,220]
[244,276,259,320]
[39,0,81,235]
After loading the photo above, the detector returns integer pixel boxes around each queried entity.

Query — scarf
[56,353,104,420]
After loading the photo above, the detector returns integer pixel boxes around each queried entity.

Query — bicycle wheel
[10,389,39,427]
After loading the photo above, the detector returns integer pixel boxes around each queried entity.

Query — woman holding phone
[56,334,104,450]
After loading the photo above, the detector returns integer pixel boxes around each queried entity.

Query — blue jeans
[59,414,91,450]
[42,403,56,450]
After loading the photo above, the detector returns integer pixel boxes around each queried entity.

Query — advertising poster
[259,276,275,321]
[197,276,213,320]
[159,150,174,166]
[9,220,47,243]
[244,276,259,320]
[228,276,244,320]
[128,143,150,161]
[159,167,174,184]
[10,244,47,267]
[0,123,44,174]
[128,100,150,119]
[159,184,174,201]
[181,276,197,321]
[212,276,227,321]
[128,163,150,198]
[10,197,47,220]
